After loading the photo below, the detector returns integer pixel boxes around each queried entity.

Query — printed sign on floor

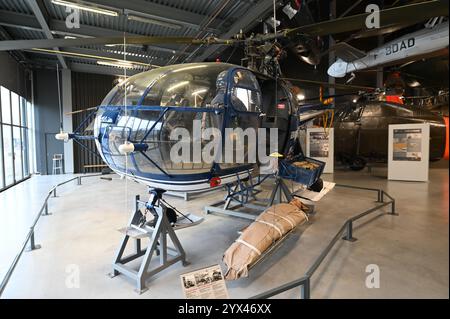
[180,264,229,299]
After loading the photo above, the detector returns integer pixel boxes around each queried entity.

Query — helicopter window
[362,104,384,117]
[101,86,119,106]
[341,104,363,121]
[230,70,262,112]
[107,74,151,106]
[138,64,232,108]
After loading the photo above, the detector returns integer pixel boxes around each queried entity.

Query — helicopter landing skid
[204,174,293,221]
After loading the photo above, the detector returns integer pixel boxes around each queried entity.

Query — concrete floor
[0,167,448,299]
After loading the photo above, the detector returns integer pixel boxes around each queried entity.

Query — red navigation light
[444,116,449,160]
[385,96,404,104]
[209,176,221,188]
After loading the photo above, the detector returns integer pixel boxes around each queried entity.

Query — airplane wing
[330,43,366,63]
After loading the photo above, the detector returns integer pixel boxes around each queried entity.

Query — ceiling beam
[26,0,68,69]
[0,10,191,56]
[82,0,223,33]
[68,61,141,77]
[193,0,276,62]
[0,26,28,63]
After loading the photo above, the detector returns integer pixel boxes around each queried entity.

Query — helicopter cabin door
[259,80,292,154]
[225,69,262,165]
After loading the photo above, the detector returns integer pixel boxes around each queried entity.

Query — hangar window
[0,86,34,191]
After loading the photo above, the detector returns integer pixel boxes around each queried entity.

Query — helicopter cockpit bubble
[93,63,264,191]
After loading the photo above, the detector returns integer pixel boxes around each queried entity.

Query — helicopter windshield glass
[230,69,262,112]
[102,63,234,108]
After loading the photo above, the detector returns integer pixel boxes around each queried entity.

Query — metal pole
[390,200,397,216]
[300,278,310,299]
[42,202,49,216]
[26,229,41,252]
[53,188,57,197]
[77,176,81,185]
[342,221,357,242]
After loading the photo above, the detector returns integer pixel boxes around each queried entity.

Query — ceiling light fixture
[296,93,305,101]
[51,0,119,17]
[127,14,182,30]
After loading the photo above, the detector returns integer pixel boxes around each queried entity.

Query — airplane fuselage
[328,21,449,78]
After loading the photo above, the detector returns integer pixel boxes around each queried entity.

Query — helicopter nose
[327,59,347,78]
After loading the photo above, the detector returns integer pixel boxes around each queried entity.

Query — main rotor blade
[0,36,235,52]
[65,106,97,116]
[284,0,448,37]
[282,78,376,91]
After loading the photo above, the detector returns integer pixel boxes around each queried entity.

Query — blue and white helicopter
[57,61,332,192]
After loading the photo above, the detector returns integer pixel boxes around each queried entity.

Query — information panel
[306,128,334,173]
[180,264,229,299]
[388,124,429,181]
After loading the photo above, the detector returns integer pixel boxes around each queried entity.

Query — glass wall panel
[1,86,34,191]
[1,87,11,124]
[22,127,29,178]
[2,124,13,186]
[20,97,27,127]
[13,126,23,181]
[0,126,3,189]
[11,92,20,126]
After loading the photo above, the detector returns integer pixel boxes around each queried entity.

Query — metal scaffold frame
[110,195,188,294]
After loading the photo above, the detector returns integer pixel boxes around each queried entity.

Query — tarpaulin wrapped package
[223,198,309,280]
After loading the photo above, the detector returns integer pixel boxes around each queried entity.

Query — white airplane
[328,19,449,78]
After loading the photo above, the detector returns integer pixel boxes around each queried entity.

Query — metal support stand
[205,174,291,220]
[110,194,187,294]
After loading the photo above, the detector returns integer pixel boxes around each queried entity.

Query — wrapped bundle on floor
[223,198,309,280]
